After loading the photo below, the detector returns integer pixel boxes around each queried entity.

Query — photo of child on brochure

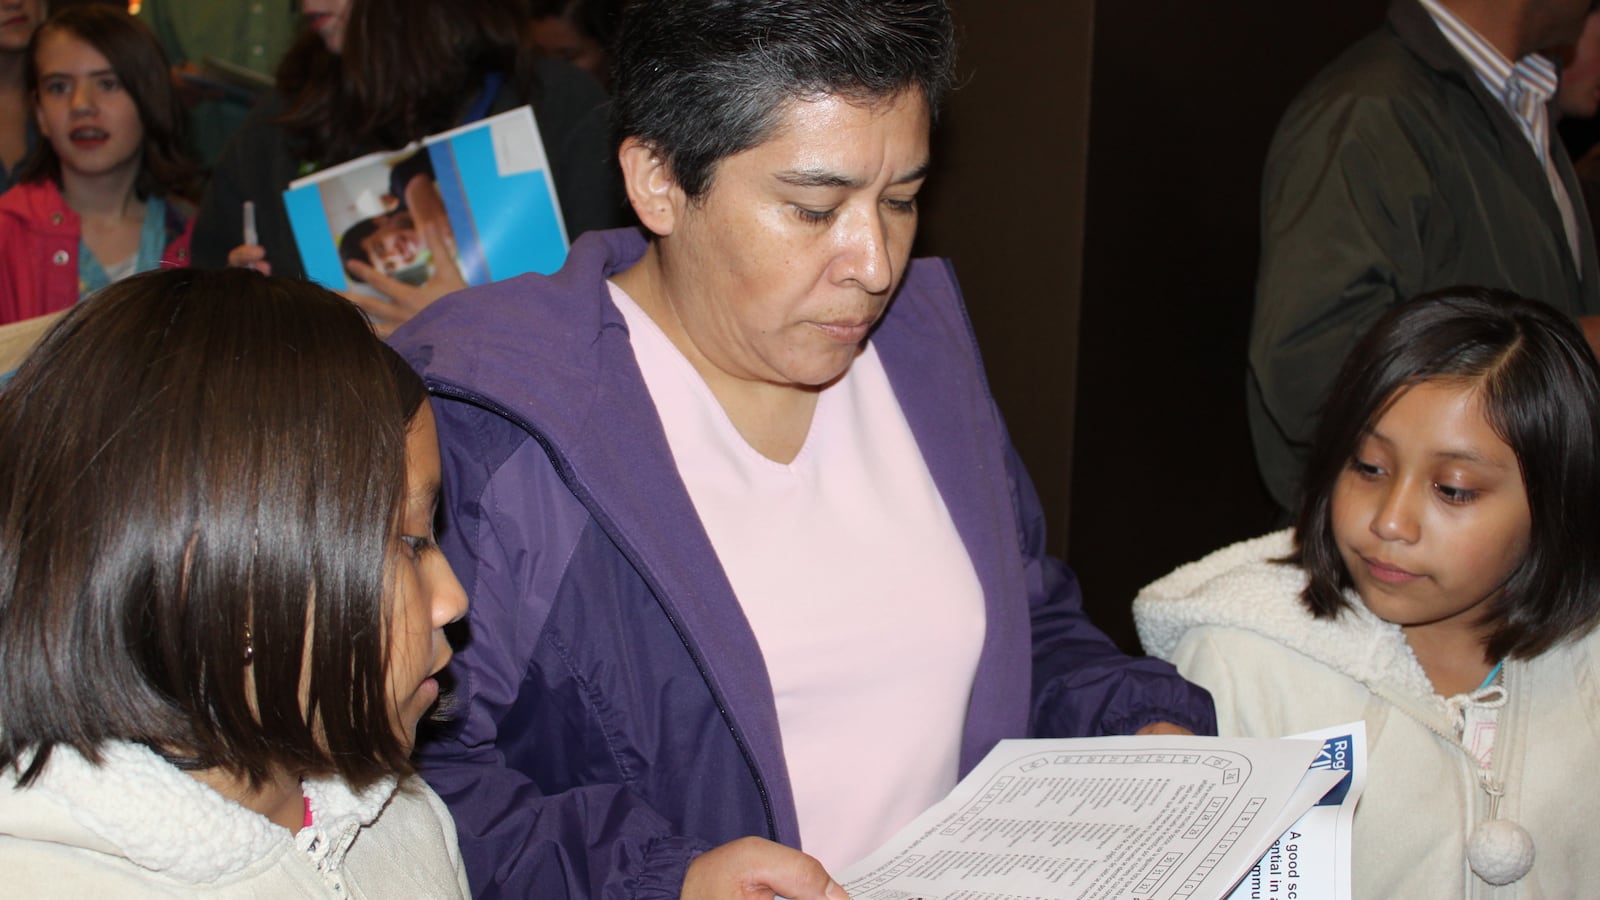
[335,150,450,292]
[284,106,569,298]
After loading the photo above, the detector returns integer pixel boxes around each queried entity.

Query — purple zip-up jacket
[393,228,1215,899]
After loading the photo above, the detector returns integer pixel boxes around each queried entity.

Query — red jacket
[0,179,193,325]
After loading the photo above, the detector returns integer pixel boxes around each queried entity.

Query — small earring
[243,625,254,663]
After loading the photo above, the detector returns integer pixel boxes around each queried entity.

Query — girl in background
[1135,287,1600,897]
[0,5,194,325]
[0,268,469,896]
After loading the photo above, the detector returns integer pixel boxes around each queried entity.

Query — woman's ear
[618,137,681,237]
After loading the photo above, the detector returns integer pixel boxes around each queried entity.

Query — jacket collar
[398,228,803,842]
[1390,0,1479,75]
[0,740,396,884]
[1135,530,1442,707]
[0,179,192,248]
[869,256,1033,768]
[0,179,79,236]
[1387,0,1599,291]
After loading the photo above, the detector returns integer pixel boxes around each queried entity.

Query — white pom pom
[1467,818,1535,885]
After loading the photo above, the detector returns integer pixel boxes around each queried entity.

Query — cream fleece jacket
[0,740,469,898]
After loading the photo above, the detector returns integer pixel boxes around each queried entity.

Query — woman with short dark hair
[394,1,1215,896]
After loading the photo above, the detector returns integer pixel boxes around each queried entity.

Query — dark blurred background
[917,0,1391,650]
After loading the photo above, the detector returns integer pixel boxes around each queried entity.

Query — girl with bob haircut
[0,268,470,896]
[0,6,196,326]
[1136,287,1600,897]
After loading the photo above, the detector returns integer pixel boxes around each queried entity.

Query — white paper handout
[1226,722,1366,900]
[836,734,1349,900]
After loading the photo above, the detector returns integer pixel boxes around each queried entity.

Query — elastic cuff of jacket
[1100,704,1217,738]
[629,835,715,900]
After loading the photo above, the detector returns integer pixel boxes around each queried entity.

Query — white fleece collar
[1135,530,1443,711]
[1,740,396,885]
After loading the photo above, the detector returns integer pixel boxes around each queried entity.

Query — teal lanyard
[78,195,168,299]
[1475,659,1505,692]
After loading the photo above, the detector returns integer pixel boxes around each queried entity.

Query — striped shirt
[1419,0,1558,161]
[1418,0,1580,262]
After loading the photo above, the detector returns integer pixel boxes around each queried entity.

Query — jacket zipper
[1376,670,1518,896]
[428,382,781,842]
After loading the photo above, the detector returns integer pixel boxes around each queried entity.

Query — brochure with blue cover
[283,106,568,299]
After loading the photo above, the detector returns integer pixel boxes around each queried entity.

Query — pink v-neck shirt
[609,282,986,871]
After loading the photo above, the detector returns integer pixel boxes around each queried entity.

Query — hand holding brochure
[283,106,568,299]
[837,726,1365,900]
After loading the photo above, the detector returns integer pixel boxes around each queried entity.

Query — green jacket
[1248,0,1600,511]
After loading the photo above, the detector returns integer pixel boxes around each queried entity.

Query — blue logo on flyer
[1310,735,1354,806]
